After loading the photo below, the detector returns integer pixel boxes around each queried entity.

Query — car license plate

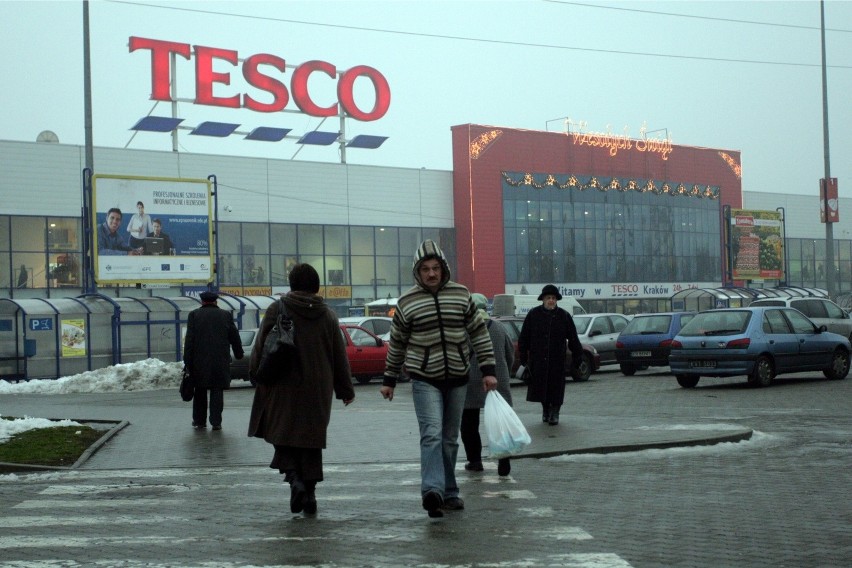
[690,360,717,368]
[631,351,652,357]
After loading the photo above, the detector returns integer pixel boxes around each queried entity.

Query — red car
[492,316,601,382]
[232,324,391,386]
[339,324,389,384]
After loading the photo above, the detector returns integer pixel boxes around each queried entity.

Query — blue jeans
[412,379,466,499]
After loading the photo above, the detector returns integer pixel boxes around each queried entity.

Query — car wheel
[823,347,850,380]
[676,374,700,388]
[748,355,774,387]
[620,363,636,376]
[355,376,373,385]
[571,354,593,382]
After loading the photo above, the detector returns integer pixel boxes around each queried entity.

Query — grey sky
[3,0,851,198]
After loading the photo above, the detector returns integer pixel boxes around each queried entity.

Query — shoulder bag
[179,365,194,402]
[254,299,297,384]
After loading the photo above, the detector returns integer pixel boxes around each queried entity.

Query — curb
[0,419,127,474]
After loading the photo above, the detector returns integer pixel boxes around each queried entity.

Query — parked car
[615,311,697,375]
[669,307,851,388]
[229,329,258,383]
[229,324,394,386]
[492,316,601,382]
[748,297,852,340]
[339,316,394,340]
[339,324,390,384]
[571,313,631,366]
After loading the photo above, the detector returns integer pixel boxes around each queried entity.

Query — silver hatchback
[571,313,631,366]
[748,298,852,341]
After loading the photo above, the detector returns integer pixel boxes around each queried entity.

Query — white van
[492,294,586,317]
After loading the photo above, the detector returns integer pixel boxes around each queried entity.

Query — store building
[1,127,850,316]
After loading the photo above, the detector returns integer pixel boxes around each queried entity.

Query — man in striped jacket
[381,239,497,518]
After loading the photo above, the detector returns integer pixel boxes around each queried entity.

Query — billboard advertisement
[730,209,784,280]
[92,175,213,284]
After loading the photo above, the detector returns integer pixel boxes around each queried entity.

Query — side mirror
[819,324,828,333]
[588,330,602,337]
[375,337,383,347]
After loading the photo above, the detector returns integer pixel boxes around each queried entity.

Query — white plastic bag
[484,391,532,458]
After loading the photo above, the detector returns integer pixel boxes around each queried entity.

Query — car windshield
[622,315,671,334]
[239,330,256,346]
[678,311,751,337]
[750,300,784,307]
[573,316,591,334]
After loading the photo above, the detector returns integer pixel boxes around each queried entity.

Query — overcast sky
[3,1,851,198]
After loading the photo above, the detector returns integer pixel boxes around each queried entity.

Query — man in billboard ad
[92,175,213,285]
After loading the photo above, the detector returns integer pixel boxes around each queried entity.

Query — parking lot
[1,366,849,567]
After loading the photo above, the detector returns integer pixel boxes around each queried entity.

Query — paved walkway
[0,379,751,471]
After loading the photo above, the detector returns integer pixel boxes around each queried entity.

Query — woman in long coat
[518,284,583,425]
[248,263,354,515]
[461,294,515,476]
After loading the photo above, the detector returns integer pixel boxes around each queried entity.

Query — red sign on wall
[820,178,839,223]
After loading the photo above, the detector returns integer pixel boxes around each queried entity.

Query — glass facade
[0,216,454,307]
[1,213,850,304]
[503,172,723,286]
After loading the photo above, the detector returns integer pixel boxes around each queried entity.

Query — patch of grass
[0,425,105,467]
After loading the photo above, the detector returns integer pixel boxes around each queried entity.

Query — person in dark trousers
[518,284,583,426]
[461,293,516,476]
[183,291,244,430]
[381,240,498,518]
[248,263,355,516]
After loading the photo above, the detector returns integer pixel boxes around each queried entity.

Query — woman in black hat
[518,284,583,425]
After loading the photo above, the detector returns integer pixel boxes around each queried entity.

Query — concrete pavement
[0,377,752,472]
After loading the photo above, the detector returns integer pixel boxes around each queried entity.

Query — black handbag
[254,300,297,384]
[179,365,194,401]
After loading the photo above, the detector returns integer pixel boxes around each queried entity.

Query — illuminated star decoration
[718,152,742,179]
[469,130,503,159]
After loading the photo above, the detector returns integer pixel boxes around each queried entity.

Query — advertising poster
[92,175,213,284]
[730,209,784,280]
[61,318,87,357]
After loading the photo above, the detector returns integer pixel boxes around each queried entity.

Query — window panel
[298,225,324,255]
[324,226,348,256]
[12,217,45,252]
[270,224,297,253]
[242,224,269,254]
[350,227,374,255]
[218,223,241,254]
[0,216,9,251]
[375,227,399,256]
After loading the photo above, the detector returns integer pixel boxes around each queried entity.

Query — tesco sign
[129,36,391,121]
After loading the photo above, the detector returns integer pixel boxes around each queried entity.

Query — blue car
[615,311,696,375]
[669,307,851,388]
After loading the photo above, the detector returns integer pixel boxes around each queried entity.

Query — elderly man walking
[183,291,244,430]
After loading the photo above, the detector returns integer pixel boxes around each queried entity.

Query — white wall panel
[0,141,83,216]
[743,191,852,240]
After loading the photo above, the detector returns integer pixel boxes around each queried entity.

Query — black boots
[288,473,306,513]
[287,472,317,514]
[542,404,560,425]
[548,406,560,425]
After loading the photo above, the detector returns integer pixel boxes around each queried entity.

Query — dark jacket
[518,305,583,405]
[247,292,355,449]
[383,239,495,388]
[183,304,244,390]
[465,317,515,409]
